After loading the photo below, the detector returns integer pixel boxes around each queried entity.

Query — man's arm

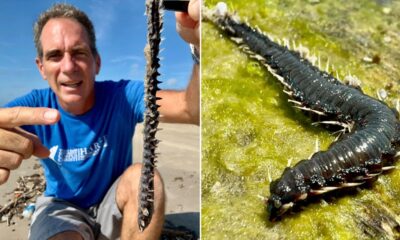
[157,0,200,125]
[157,64,199,125]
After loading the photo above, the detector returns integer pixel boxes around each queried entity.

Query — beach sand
[0,123,200,239]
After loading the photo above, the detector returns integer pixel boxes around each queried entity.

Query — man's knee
[48,231,83,240]
[116,163,165,211]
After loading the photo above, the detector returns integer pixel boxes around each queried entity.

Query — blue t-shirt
[5,80,145,208]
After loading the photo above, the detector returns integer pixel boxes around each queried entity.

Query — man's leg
[28,196,96,240]
[48,231,83,240]
[116,163,165,239]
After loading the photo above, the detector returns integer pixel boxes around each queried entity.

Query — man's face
[36,18,100,114]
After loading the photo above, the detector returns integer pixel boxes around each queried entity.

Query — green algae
[202,0,400,239]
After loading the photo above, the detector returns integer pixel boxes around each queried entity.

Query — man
[0,0,199,239]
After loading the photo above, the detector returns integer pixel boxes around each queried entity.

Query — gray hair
[34,3,98,58]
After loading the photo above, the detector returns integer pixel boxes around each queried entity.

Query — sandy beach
[0,123,200,239]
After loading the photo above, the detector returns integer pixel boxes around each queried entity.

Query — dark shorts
[28,178,122,240]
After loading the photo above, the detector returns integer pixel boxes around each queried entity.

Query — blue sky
[0,0,193,106]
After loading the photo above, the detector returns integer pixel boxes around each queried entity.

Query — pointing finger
[0,107,60,128]
[12,127,50,159]
[0,168,10,185]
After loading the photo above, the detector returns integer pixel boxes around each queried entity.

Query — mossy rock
[202,0,400,239]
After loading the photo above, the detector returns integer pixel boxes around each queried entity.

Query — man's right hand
[175,0,200,49]
[0,107,60,185]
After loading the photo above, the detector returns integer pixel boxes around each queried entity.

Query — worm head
[267,194,295,221]
[267,194,283,221]
[267,174,299,221]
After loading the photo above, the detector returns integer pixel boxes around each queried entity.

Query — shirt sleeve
[124,80,145,123]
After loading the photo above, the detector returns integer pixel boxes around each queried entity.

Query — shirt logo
[48,136,108,166]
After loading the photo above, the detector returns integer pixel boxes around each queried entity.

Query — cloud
[110,55,142,63]
[0,41,12,47]
[88,0,118,41]
[165,77,178,86]
[0,66,34,73]
[129,63,145,80]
